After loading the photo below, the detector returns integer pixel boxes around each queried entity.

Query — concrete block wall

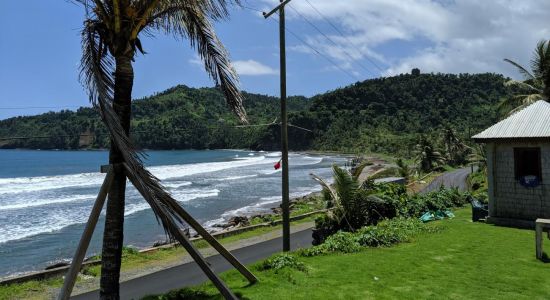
[490,141,550,220]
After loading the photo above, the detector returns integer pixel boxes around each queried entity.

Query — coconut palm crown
[502,40,550,113]
[72,0,247,297]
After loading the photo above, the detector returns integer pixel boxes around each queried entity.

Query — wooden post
[169,203,258,283]
[160,210,238,300]
[124,170,238,300]
[58,170,114,300]
[121,164,257,284]
[536,221,543,260]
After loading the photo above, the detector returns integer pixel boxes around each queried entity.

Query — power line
[287,3,376,77]
[240,5,360,81]
[303,0,385,72]
[0,105,87,110]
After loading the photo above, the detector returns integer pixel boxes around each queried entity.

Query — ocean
[0,149,347,277]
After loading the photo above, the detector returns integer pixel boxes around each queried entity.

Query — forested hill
[0,85,309,150]
[0,72,511,155]
[299,72,510,155]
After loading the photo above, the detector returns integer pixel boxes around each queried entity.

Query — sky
[0,0,549,120]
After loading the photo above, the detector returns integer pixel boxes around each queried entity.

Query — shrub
[300,231,362,257]
[355,218,425,247]
[257,253,307,273]
[301,218,433,257]
[322,231,363,253]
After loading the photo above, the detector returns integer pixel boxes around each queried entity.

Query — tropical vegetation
[500,39,550,113]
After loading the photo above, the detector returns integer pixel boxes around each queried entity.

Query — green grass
[0,277,63,300]
[146,208,550,300]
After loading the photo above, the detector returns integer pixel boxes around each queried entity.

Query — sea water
[0,149,346,277]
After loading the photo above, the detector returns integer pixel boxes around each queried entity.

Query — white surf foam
[216,174,258,181]
[0,194,93,211]
[0,155,275,196]
[0,172,103,195]
[163,181,192,189]
[147,155,277,180]
[124,188,221,217]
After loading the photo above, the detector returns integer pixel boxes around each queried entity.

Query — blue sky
[1,0,549,120]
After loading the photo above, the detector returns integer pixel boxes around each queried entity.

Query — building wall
[490,141,550,220]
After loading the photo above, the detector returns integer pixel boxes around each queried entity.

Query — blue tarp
[420,210,455,223]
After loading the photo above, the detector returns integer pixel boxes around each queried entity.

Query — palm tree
[74,1,246,298]
[501,40,550,113]
[396,158,411,180]
[414,136,445,173]
[467,144,487,173]
[310,162,371,231]
[440,126,466,166]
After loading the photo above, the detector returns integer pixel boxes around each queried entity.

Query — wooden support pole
[124,170,238,300]
[170,202,258,283]
[58,170,115,300]
[160,210,238,300]
[121,164,257,284]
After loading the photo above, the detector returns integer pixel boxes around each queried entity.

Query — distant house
[473,100,550,227]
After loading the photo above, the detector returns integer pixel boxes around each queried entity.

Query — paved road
[72,228,314,300]
[421,167,472,193]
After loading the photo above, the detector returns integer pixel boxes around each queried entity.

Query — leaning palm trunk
[100,54,133,297]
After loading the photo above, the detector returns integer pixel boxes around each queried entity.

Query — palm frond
[351,161,370,181]
[80,19,189,240]
[332,165,359,208]
[504,79,543,92]
[147,1,247,123]
[504,58,536,81]
[531,40,550,79]
[310,172,339,207]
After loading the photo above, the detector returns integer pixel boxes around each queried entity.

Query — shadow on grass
[540,252,550,263]
[142,288,251,300]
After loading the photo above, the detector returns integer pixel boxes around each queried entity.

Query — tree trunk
[100,54,133,300]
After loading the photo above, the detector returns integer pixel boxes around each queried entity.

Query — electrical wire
[287,3,376,77]
[240,5,361,81]
[303,0,385,72]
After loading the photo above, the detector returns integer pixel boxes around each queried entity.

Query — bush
[372,185,469,218]
[355,218,425,247]
[302,218,433,257]
[300,231,362,257]
[257,253,307,273]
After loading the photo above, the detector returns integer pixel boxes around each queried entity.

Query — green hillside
[0,72,512,156]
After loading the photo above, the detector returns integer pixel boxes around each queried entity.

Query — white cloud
[232,60,278,76]
[261,0,550,78]
[189,57,277,76]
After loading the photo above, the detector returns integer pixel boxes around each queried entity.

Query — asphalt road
[421,167,472,193]
[72,228,314,300]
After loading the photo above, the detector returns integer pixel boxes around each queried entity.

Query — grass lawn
[149,208,550,300]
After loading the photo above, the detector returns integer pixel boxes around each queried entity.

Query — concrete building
[473,100,550,227]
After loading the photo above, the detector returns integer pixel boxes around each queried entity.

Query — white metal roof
[473,100,550,140]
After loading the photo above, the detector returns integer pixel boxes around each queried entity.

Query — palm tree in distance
[501,40,550,114]
[73,1,246,298]
[440,126,466,166]
[414,136,445,173]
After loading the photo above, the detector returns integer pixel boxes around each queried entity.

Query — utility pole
[264,0,292,252]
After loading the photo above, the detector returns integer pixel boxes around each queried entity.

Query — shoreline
[0,150,378,278]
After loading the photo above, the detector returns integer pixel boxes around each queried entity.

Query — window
[514,147,542,181]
